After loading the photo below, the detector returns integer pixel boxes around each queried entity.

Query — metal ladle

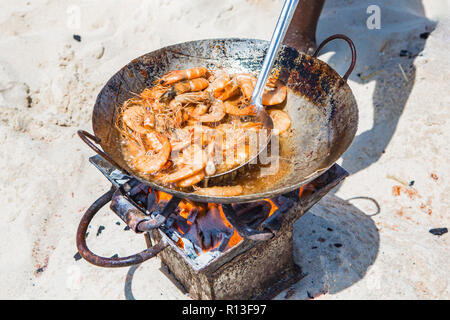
[209,0,300,178]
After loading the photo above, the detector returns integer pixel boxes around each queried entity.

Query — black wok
[79,35,358,204]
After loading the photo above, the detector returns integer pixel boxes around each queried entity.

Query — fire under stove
[76,155,348,300]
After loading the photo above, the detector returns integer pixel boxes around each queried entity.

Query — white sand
[0,0,448,299]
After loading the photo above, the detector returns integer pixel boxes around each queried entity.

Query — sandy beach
[0,0,449,299]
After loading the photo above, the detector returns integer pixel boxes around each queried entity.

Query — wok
[79,34,358,204]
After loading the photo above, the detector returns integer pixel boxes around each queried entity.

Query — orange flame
[265,198,279,217]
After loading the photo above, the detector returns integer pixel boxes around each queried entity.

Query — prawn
[209,70,231,98]
[174,91,210,105]
[186,104,209,117]
[159,67,209,85]
[193,185,244,197]
[168,127,194,152]
[122,105,148,134]
[218,79,240,101]
[224,100,256,116]
[177,170,205,188]
[191,99,225,123]
[140,86,167,100]
[161,144,207,183]
[268,109,291,134]
[262,78,287,105]
[130,132,171,174]
[235,73,257,100]
[160,162,206,184]
[161,78,209,102]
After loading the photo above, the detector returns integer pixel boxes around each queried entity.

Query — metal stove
[76,155,348,299]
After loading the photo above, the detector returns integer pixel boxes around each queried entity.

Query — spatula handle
[251,0,299,105]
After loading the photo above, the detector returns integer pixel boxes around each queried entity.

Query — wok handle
[313,34,356,81]
[76,187,168,268]
[77,130,123,171]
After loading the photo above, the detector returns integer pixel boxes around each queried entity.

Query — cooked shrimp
[168,128,193,152]
[262,78,287,105]
[122,105,148,134]
[191,99,225,123]
[235,73,257,100]
[160,161,206,183]
[131,132,171,174]
[118,66,291,184]
[143,113,155,130]
[161,78,209,102]
[174,91,210,105]
[159,67,209,85]
[124,138,145,158]
[140,86,167,100]
[177,170,205,188]
[186,104,209,117]
[224,100,256,116]
[218,79,240,101]
[269,109,291,134]
[142,131,163,151]
[209,70,231,98]
[193,185,243,196]
[173,78,209,94]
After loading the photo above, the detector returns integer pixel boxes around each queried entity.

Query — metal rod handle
[76,188,168,268]
[251,0,299,105]
[77,130,126,173]
[313,34,357,81]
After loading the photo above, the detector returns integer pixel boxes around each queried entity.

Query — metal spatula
[210,0,299,178]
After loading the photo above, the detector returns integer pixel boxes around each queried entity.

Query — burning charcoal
[73,34,81,42]
[429,228,448,236]
[96,225,105,236]
[184,205,233,253]
[232,201,271,228]
[173,215,191,234]
[73,252,82,261]
[273,195,294,210]
[187,207,199,224]
[217,234,232,252]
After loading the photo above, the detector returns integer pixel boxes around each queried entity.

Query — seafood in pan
[116,67,292,195]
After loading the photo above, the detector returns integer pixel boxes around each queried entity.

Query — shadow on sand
[316,0,435,176]
[278,194,380,299]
